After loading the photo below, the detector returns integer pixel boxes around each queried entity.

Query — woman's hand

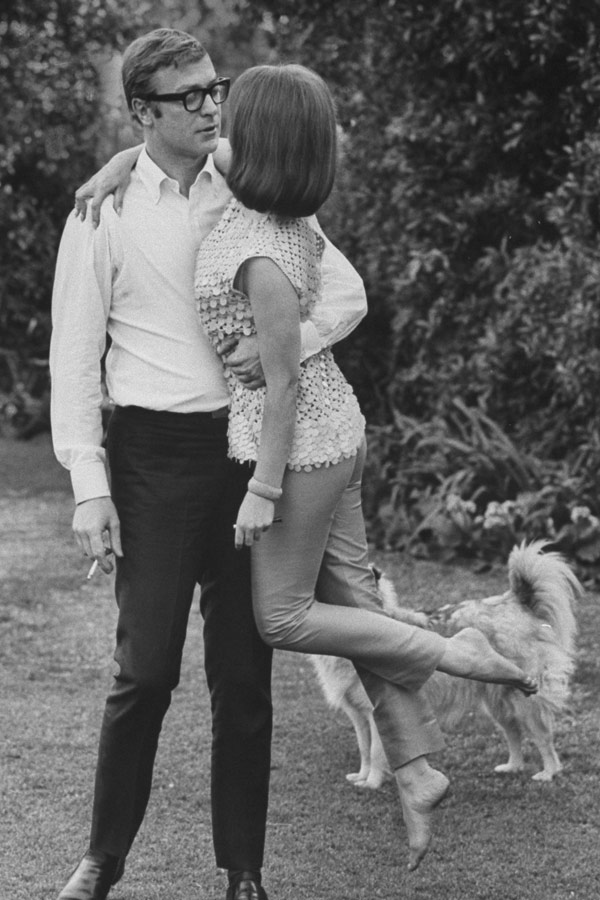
[213,137,232,176]
[74,145,142,227]
[234,492,275,549]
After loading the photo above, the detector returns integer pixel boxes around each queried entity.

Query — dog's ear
[370,564,383,584]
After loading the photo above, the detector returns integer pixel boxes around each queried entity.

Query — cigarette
[232,516,283,531]
[86,559,99,580]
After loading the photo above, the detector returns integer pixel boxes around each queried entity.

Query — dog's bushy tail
[508,540,581,656]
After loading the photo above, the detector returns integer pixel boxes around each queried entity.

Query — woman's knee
[254,611,289,649]
[253,601,303,651]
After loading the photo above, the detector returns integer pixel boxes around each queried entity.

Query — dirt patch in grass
[1,435,599,899]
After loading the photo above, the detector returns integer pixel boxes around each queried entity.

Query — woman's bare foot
[437,627,538,695]
[395,760,450,871]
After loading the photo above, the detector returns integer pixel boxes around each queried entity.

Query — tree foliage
[249,1,600,412]
[0,0,146,421]
[245,0,600,563]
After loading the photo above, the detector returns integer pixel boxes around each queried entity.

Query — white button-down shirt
[50,148,367,504]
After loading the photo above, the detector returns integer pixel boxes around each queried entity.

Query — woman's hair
[227,64,337,218]
[122,28,208,120]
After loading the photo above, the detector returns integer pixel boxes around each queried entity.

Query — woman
[75,64,536,873]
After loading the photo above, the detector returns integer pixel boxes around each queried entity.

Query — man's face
[143,56,222,162]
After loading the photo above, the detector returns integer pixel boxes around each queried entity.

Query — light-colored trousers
[252,438,446,768]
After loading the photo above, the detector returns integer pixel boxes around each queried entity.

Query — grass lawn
[1,434,599,900]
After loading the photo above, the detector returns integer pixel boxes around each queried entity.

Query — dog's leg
[491,708,526,775]
[338,698,376,788]
[364,714,390,790]
[521,702,562,782]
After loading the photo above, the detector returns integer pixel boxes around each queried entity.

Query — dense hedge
[0,0,144,432]
[246,0,600,570]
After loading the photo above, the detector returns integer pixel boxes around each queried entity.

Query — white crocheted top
[194,198,365,471]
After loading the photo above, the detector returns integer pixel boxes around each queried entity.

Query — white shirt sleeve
[299,216,367,361]
[49,211,113,504]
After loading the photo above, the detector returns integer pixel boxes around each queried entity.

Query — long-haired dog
[310,542,581,788]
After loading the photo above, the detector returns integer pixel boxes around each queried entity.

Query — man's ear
[213,137,231,176]
[131,98,155,127]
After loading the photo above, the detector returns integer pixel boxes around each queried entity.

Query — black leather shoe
[226,871,269,900]
[57,850,121,900]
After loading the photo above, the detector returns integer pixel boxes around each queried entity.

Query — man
[50,28,368,900]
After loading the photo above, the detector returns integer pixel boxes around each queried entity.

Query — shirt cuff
[71,461,111,505]
[299,320,323,362]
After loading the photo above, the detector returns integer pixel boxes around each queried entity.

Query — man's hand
[217,334,265,390]
[73,496,123,574]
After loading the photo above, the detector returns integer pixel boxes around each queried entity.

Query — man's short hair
[227,64,337,218]
[122,28,208,121]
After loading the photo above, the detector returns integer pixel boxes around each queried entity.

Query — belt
[114,404,229,422]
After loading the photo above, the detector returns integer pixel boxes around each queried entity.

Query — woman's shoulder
[247,215,322,304]
[223,200,321,249]
[252,212,323,263]
[205,203,323,296]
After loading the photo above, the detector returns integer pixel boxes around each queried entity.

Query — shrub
[0,0,144,434]
[247,1,600,570]
[363,408,600,576]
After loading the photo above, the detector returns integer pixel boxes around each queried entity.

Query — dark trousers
[89,405,273,870]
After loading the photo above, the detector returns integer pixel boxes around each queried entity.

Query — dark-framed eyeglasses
[138,77,230,112]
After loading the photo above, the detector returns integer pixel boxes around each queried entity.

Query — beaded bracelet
[248,477,283,501]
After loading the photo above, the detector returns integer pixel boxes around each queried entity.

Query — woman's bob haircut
[227,64,337,219]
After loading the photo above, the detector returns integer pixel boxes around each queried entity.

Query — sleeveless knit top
[194,198,365,471]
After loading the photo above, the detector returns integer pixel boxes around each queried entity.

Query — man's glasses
[138,77,230,112]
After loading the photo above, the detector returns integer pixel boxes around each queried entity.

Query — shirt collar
[136,146,217,204]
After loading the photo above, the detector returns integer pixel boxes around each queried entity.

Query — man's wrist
[71,463,111,506]
[76,494,111,506]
